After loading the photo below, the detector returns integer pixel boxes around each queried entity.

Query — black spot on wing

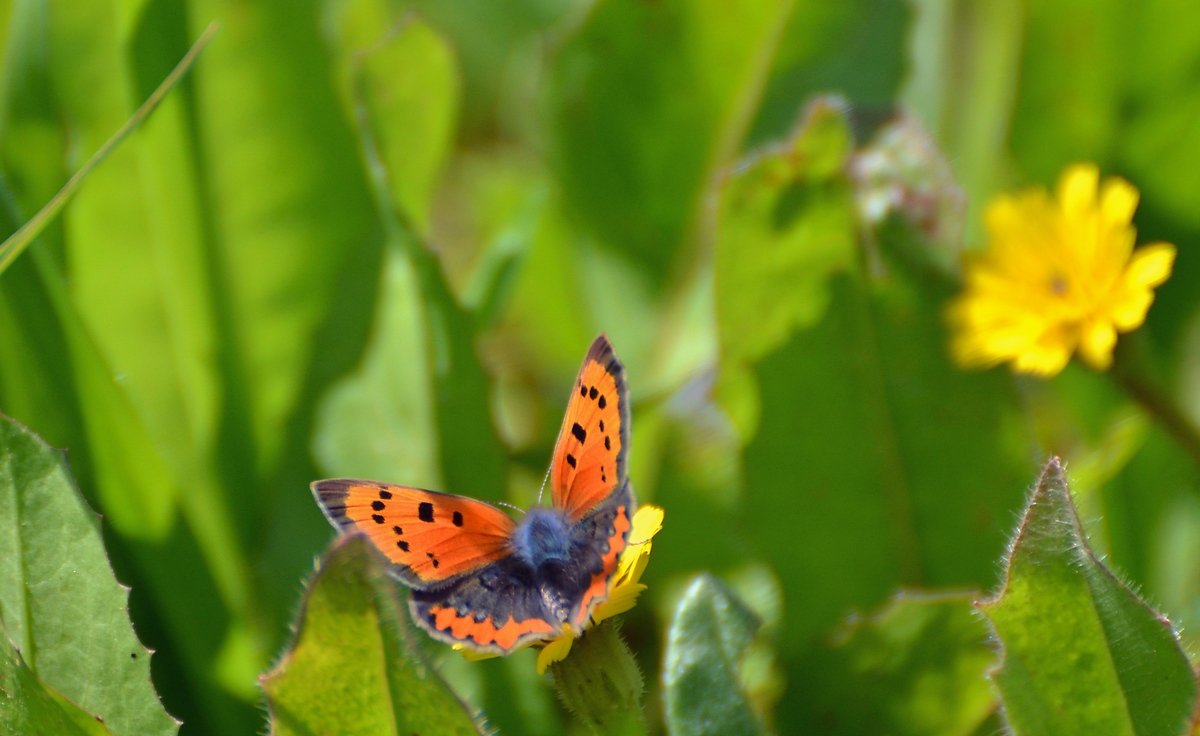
[572,423,587,444]
[598,394,607,410]
[371,500,385,511]
[418,502,434,522]
[453,511,464,527]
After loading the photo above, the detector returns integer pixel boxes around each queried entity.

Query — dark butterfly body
[312,336,634,653]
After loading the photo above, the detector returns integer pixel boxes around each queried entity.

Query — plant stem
[1111,340,1200,469]
[549,621,645,736]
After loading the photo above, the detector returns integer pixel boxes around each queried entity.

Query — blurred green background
[2,0,1199,733]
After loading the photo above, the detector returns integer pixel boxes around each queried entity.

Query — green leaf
[49,3,214,537]
[748,0,910,144]
[716,96,857,370]
[0,414,178,736]
[731,268,1030,733]
[261,535,482,736]
[314,246,439,485]
[0,637,113,736]
[185,0,382,480]
[736,274,1029,650]
[314,5,461,490]
[547,0,797,279]
[978,458,1199,736]
[341,15,459,234]
[663,574,765,736]
[793,591,997,735]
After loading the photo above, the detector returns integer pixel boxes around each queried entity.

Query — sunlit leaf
[261,535,482,736]
[716,96,856,370]
[0,637,113,736]
[979,458,1198,736]
[0,415,178,736]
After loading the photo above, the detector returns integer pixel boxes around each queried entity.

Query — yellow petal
[1099,176,1139,227]
[1108,289,1154,331]
[1124,242,1175,289]
[452,644,500,662]
[592,582,647,622]
[536,627,576,675]
[1078,320,1117,370]
[1057,163,1099,218]
[1012,342,1071,377]
[613,505,664,585]
[630,505,664,542]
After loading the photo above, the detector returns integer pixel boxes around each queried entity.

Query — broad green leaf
[185,0,381,481]
[50,0,211,536]
[0,4,216,541]
[261,534,481,736]
[748,0,910,145]
[546,0,797,280]
[325,8,459,235]
[716,96,856,371]
[733,269,1029,731]
[314,247,438,486]
[402,228,508,516]
[792,591,996,735]
[731,251,1029,623]
[979,458,1198,736]
[349,18,458,235]
[663,574,765,736]
[0,637,112,736]
[0,414,178,736]
[324,0,506,505]
[314,4,459,489]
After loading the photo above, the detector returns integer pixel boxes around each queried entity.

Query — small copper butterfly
[312,335,634,653]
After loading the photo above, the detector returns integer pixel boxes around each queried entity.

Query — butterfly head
[512,507,574,572]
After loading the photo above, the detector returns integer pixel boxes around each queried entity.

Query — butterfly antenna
[496,500,525,515]
[536,464,552,506]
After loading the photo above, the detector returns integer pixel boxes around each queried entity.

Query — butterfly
[312,335,634,654]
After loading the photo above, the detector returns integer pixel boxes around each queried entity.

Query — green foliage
[0,415,177,735]
[261,535,481,736]
[2,0,1200,734]
[663,575,765,736]
[0,640,113,736]
[980,458,1198,736]
[797,592,996,735]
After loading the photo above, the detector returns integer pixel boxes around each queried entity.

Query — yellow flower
[535,504,663,674]
[452,505,664,674]
[948,164,1175,376]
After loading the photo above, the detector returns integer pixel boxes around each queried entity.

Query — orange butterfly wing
[311,479,516,589]
[549,334,630,520]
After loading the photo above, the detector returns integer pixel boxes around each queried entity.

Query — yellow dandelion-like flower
[535,504,663,674]
[948,163,1175,376]
[451,505,664,674]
